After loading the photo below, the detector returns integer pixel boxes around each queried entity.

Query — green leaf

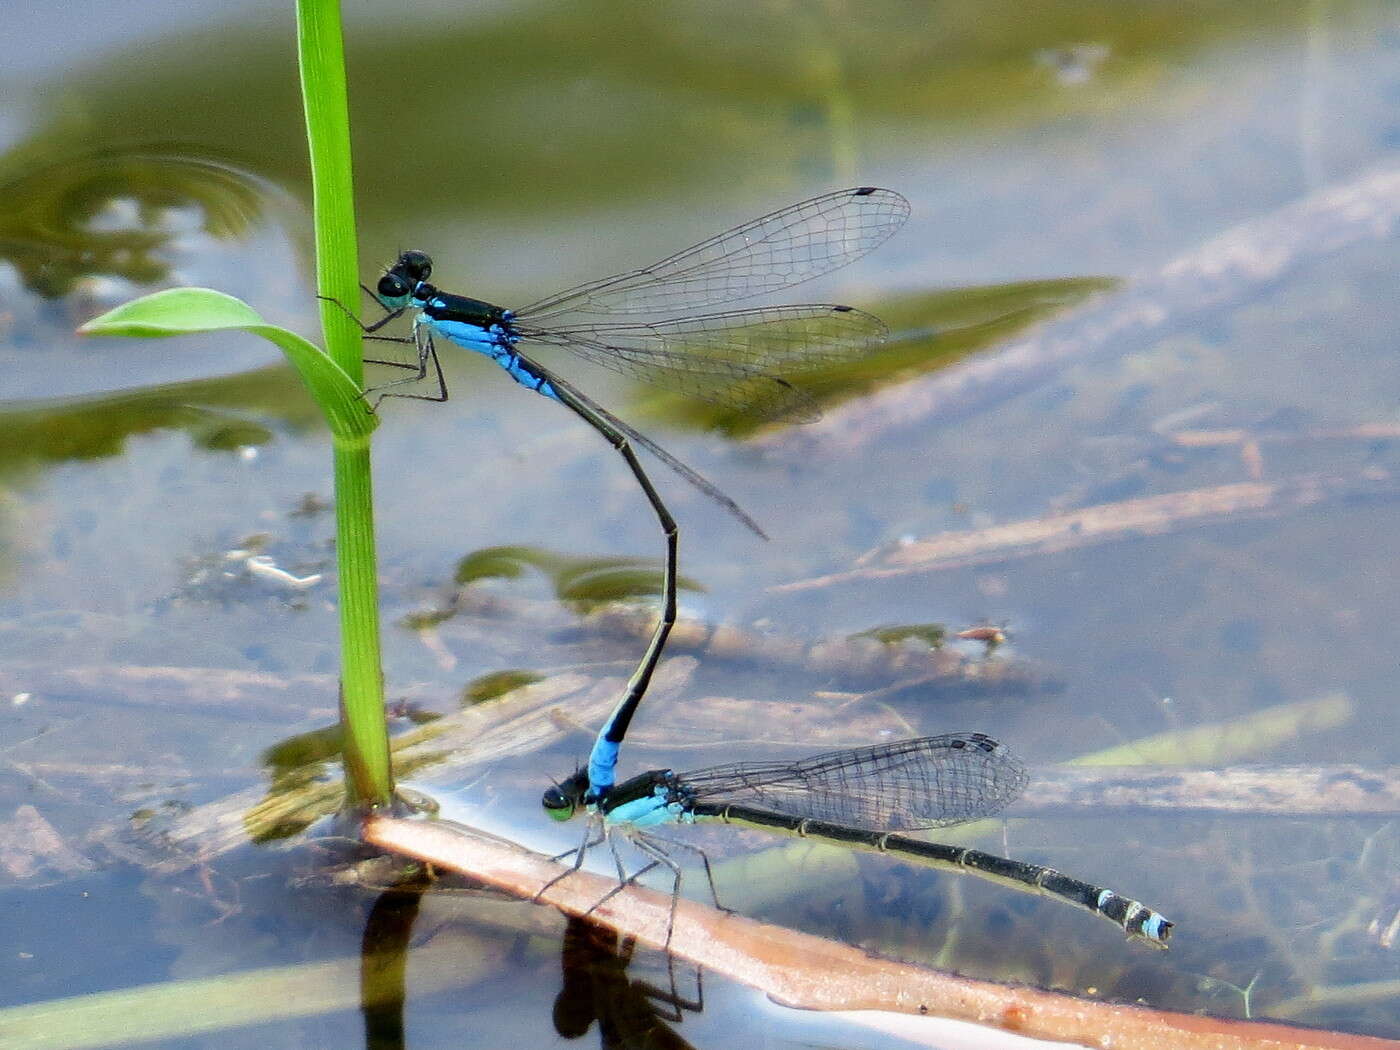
[79,288,375,441]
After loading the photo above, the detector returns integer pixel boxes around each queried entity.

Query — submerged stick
[584,606,1058,692]
[1021,764,1400,817]
[775,471,1400,591]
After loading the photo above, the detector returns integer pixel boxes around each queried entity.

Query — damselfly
[540,733,1174,947]
[340,188,909,799]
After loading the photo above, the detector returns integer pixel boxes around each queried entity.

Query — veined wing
[514,187,909,322]
[543,371,768,539]
[516,304,888,423]
[676,734,1028,832]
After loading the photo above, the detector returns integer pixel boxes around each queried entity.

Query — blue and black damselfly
[338,188,910,800]
[539,733,1174,947]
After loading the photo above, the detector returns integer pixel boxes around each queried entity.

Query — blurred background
[1,0,1398,1046]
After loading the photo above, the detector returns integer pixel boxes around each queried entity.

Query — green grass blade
[297,0,393,806]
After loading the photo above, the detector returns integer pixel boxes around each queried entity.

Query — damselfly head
[376,270,413,304]
[377,251,434,305]
[398,250,432,282]
[542,769,589,821]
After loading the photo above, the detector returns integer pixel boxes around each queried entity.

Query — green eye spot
[541,783,578,821]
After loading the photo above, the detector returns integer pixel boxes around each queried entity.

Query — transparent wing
[676,734,1028,832]
[514,187,909,322]
[543,370,768,539]
[518,304,887,423]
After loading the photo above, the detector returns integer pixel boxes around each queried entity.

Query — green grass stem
[296,0,393,805]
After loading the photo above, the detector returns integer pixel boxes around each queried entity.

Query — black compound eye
[377,273,410,299]
[541,786,575,821]
[400,250,432,281]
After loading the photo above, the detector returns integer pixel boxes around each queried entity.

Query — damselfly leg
[318,290,448,406]
[359,325,448,408]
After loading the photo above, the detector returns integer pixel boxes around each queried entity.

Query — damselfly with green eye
[539,733,1174,948]
[336,188,909,800]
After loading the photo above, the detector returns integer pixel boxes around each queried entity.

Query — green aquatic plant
[849,622,947,648]
[453,543,704,612]
[77,0,394,807]
[461,669,545,706]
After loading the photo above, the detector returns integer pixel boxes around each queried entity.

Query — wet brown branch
[365,815,1395,1050]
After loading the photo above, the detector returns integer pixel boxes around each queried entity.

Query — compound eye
[377,273,410,299]
[541,786,575,821]
[400,250,432,281]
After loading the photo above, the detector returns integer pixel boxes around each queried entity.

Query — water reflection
[0,145,276,299]
[360,880,430,1050]
[0,142,305,406]
[451,546,704,613]
[639,277,1116,436]
[0,368,315,475]
[554,915,702,1050]
[262,705,440,794]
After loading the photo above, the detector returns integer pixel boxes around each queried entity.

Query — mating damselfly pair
[342,186,910,799]
[344,188,1173,947]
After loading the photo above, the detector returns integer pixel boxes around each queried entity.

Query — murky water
[3,1,1399,1046]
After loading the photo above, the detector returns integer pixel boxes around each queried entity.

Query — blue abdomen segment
[425,317,559,402]
[586,739,621,800]
[605,791,686,828]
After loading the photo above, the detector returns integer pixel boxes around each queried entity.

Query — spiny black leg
[630,834,684,949]
[535,816,605,903]
[621,830,730,915]
[363,335,420,368]
[318,293,405,334]
[607,828,631,884]
[364,329,449,410]
[583,859,661,917]
[641,834,731,913]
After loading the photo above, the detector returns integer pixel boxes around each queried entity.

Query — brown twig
[365,815,1396,1050]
